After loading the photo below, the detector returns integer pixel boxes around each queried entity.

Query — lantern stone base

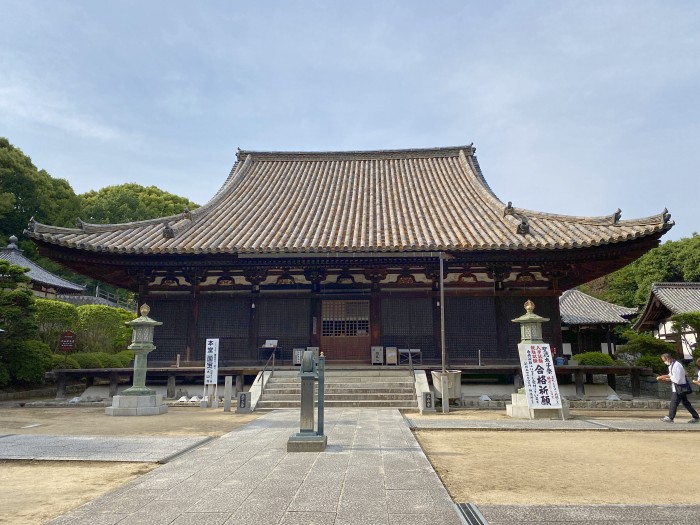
[506,393,570,419]
[105,394,168,416]
[287,432,327,452]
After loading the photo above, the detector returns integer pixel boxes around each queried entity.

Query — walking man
[657,352,700,423]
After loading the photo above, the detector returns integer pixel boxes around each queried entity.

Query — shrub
[34,299,78,349]
[618,330,675,357]
[115,308,137,351]
[75,305,122,353]
[72,352,104,369]
[51,354,80,370]
[6,340,53,384]
[0,362,10,387]
[636,354,668,375]
[573,352,615,366]
[94,352,123,368]
[115,350,135,367]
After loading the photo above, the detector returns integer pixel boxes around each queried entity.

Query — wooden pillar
[185,280,200,363]
[494,296,509,359]
[370,291,382,347]
[606,325,614,355]
[167,375,176,399]
[631,369,641,397]
[550,294,564,357]
[576,328,583,355]
[55,373,67,398]
[574,371,585,396]
[109,372,119,397]
[310,297,322,347]
[248,296,259,358]
[607,373,616,390]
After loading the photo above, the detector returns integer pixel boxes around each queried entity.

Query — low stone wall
[0,384,82,401]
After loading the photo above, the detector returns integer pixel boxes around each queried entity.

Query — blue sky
[1,1,698,241]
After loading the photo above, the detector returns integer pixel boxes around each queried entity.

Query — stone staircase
[255,369,418,410]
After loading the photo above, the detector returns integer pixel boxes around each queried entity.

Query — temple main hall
[25,145,673,365]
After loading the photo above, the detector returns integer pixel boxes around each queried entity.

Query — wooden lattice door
[320,300,370,361]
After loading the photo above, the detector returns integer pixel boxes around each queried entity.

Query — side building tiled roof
[0,236,85,293]
[24,145,673,255]
[559,289,637,325]
[634,282,700,331]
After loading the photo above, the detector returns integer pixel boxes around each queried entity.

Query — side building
[634,282,700,360]
[24,145,673,365]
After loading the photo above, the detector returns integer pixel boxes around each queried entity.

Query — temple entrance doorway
[320,300,371,361]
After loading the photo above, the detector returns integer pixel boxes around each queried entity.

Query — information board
[204,338,219,385]
[517,343,562,409]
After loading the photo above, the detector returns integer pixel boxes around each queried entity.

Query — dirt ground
[1,405,699,524]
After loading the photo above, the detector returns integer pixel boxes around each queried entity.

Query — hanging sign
[517,343,562,409]
[204,338,219,385]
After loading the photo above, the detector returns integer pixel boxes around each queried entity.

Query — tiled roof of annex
[559,289,637,325]
[25,145,673,255]
[647,283,700,315]
[0,236,85,293]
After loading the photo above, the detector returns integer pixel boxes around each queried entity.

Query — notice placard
[517,343,562,409]
[204,338,219,385]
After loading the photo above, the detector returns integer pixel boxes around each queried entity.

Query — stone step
[264,385,415,397]
[255,400,418,409]
[260,393,417,402]
[266,377,414,385]
[272,370,412,378]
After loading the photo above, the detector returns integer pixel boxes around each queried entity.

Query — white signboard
[517,343,562,409]
[204,338,219,385]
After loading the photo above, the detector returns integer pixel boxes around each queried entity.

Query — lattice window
[322,301,369,337]
[257,297,311,351]
[445,297,497,361]
[149,299,190,361]
[381,298,435,359]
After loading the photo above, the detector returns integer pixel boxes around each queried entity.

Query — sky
[1,1,698,241]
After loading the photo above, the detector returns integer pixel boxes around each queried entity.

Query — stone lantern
[512,299,549,344]
[122,303,162,396]
[106,304,168,416]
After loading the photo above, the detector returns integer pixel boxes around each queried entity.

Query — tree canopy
[0,137,82,238]
[580,234,700,308]
[80,183,199,224]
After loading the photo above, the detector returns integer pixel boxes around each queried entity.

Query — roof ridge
[508,206,672,227]
[236,145,475,161]
[652,282,700,288]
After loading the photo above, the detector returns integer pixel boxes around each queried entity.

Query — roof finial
[7,235,18,249]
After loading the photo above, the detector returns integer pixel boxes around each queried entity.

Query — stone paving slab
[408,416,700,431]
[0,434,211,462]
[478,504,700,524]
[406,417,605,430]
[46,409,463,525]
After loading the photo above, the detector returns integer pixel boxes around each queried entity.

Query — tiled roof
[559,289,637,325]
[648,283,700,314]
[25,145,674,255]
[633,282,700,331]
[1,238,85,293]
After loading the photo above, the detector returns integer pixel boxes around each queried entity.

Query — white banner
[517,343,562,409]
[204,338,219,385]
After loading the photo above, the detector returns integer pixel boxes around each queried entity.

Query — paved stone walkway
[46,409,463,525]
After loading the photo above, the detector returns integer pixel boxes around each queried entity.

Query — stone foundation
[105,394,168,416]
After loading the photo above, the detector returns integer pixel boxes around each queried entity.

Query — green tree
[0,137,81,236]
[585,234,700,308]
[0,259,41,386]
[80,183,199,224]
